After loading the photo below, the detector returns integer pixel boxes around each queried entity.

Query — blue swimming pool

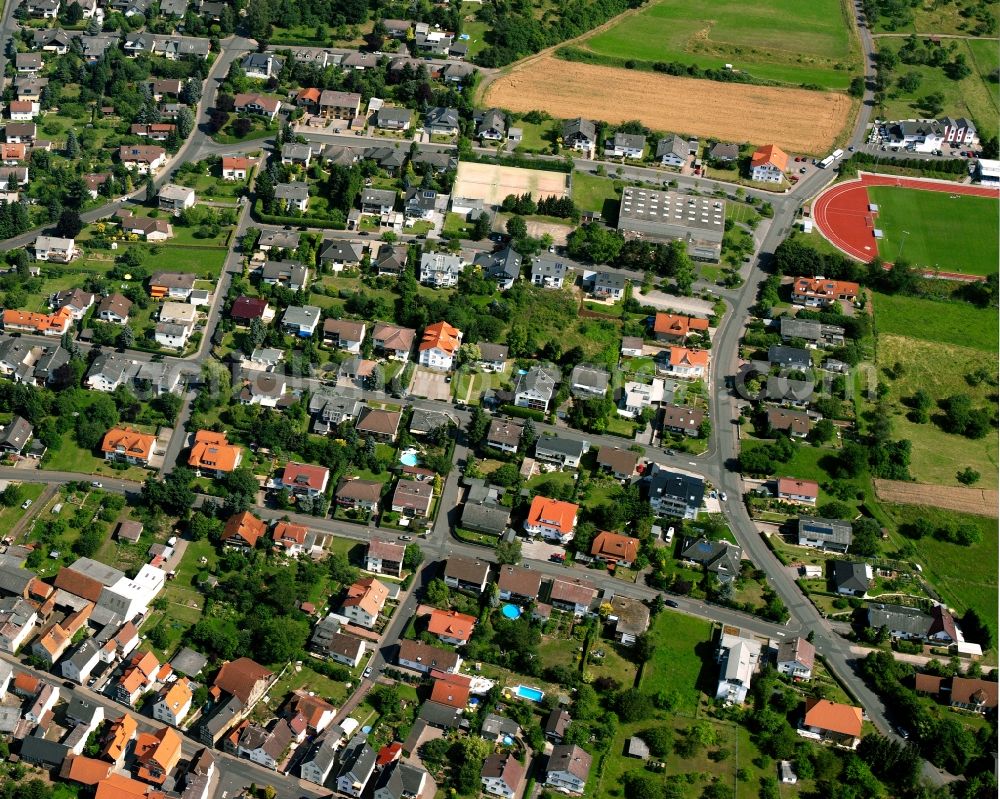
[514,685,544,702]
[502,735,514,746]
[399,449,420,467]
[501,603,522,619]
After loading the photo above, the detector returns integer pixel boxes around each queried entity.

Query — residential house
[607,594,650,645]
[592,271,626,300]
[549,578,597,615]
[481,753,524,799]
[153,679,193,726]
[833,561,872,597]
[525,496,578,543]
[486,418,523,454]
[241,52,282,80]
[149,271,196,300]
[662,404,704,437]
[281,305,322,337]
[460,479,511,536]
[424,107,460,137]
[155,321,193,350]
[420,252,464,288]
[118,146,166,174]
[390,479,433,518]
[114,650,161,706]
[0,596,37,652]
[661,347,709,379]
[656,135,688,167]
[776,637,816,680]
[477,343,508,373]
[34,235,76,263]
[101,427,157,467]
[397,639,460,674]
[3,307,73,336]
[716,628,761,705]
[356,408,402,442]
[590,531,639,568]
[777,477,819,505]
[233,720,292,770]
[365,539,405,578]
[442,557,490,594]
[242,348,283,372]
[299,728,344,786]
[376,107,413,130]
[475,108,506,141]
[360,188,397,217]
[595,446,639,479]
[319,239,364,273]
[134,727,183,784]
[652,313,709,343]
[791,277,859,307]
[766,407,811,438]
[222,157,253,180]
[475,247,522,290]
[234,93,280,120]
[9,100,40,120]
[261,260,310,291]
[230,297,272,326]
[373,322,416,360]
[768,345,811,371]
[531,257,569,288]
[780,317,845,347]
[750,144,788,183]
[336,478,383,514]
[280,142,312,167]
[116,211,172,240]
[221,511,266,550]
[310,392,362,434]
[497,565,541,604]
[797,517,852,553]
[545,745,592,794]
[375,244,407,276]
[374,761,428,799]
[157,184,195,213]
[187,430,242,477]
[646,464,704,519]
[607,132,645,159]
[534,436,588,469]
[514,364,559,411]
[545,709,570,744]
[85,352,136,392]
[274,181,310,212]
[562,118,596,153]
[426,608,477,646]
[418,320,462,370]
[708,142,739,164]
[797,698,862,749]
[680,537,742,584]
[96,293,134,325]
[313,624,365,669]
[569,364,609,398]
[50,287,95,318]
[0,416,32,455]
[866,603,957,644]
[336,735,377,798]
[318,90,361,120]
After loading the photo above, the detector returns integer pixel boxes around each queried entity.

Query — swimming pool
[399,448,420,467]
[514,685,544,702]
[502,735,514,746]
[501,603,522,619]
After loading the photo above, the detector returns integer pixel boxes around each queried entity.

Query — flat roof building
[617,187,725,261]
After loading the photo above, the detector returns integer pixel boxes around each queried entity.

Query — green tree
[495,538,522,565]
[956,467,981,485]
[65,129,80,159]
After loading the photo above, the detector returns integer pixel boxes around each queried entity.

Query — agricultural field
[483,56,854,154]
[871,291,999,350]
[875,38,1000,139]
[866,186,999,275]
[578,0,858,90]
[875,333,998,489]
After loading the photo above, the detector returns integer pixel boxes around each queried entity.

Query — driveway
[636,291,714,316]
[409,368,452,401]
[521,538,566,563]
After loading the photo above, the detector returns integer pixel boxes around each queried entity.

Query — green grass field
[570,171,621,214]
[877,334,998,488]
[639,610,712,716]
[579,0,858,89]
[872,291,999,351]
[867,187,999,275]
[883,505,997,644]
[876,38,999,139]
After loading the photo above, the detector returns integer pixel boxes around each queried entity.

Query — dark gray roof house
[767,345,811,370]
[0,416,32,454]
[680,537,742,583]
[423,106,460,132]
[708,142,739,162]
[797,516,852,553]
[562,118,596,147]
[832,561,871,596]
[475,247,522,288]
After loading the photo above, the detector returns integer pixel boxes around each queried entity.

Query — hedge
[252,200,347,230]
[499,404,546,421]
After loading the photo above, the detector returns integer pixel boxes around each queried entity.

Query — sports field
[453,162,569,206]
[577,0,857,90]
[867,186,999,275]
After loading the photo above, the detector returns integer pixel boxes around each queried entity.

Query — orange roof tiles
[342,577,389,617]
[222,511,266,548]
[526,496,578,535]
[103,714,138,761]
[159,679,192,716]
[751,143,789,172]
[777,478,819,498]
[418,320,462,354]
[134,727,182,784]
[430,679,470,709]
[668,347,709,368]
[128,650,161,680]
[273,522,308,546]
[590,531,639,563]
[222,156,253,170]
[803,698,863,738]
[296,87,321,103]
[101,427,157,462]
[426,608,477,642]
[2,306,72,334]
[61,755,113,785]
[95,774,150,799]
[12,672,39,695]
[653,313,708,338]
[187,429,242,473]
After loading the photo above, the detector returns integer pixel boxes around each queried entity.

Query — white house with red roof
[275,462,330,497]
[418,321,462,371]
[524,496,578,543]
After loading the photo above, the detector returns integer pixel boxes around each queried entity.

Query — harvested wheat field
[454,162,570,206]
[874,479,999,518]
[483,55,853,154]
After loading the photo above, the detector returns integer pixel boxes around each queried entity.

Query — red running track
[812,172,1000,264]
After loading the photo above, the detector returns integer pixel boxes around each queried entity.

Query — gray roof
[374,760,427,799]
[261,259,308,285]
[481,713,519,738]
[680,537,742,580]
[274,181,309,201]
[708,142,739,161]
[798,516,853,547]
[19,736,68,766]
[766,375,814,403]
[476,108,505,136]
[780,317,845,341]
[461,502,510,535]
[563,118,596,142]
[535,436,587,459]
[320,239,364,263]
[768,345,811,369]
[300,727,340,774]
[409,407,453,434]
[377,107,413,125]
[65,638,100,671]
[0,564,32,596]
[170,646,208,676]
[478,343,508,363]
[516,364,560,400]
[867,603,932,637]
[570,364,609,392]
[424,106,459,128]
[0,416,32,452]
[647,466,705,510]
[832,561,870,593]
[613,132,645,150]
[475,247,522,282]
[656,135,688,160]
[407,188,439,213]
[338,735,377,783]
[87,352,136,384]
[282,305,322,328]
[281,142,312,161]
[532,257,568,279]
[594,271,626,290]
[418,700,462,728]
[362,188,397,207]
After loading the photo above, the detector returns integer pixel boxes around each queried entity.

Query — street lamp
[896,230,910,261]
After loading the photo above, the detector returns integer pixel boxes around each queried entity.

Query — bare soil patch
[874,479,999,518]
[482,55,852,154]
[454,161,570,206]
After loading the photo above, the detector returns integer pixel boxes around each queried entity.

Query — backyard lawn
[571,171,621,215]
[638,610,713,716]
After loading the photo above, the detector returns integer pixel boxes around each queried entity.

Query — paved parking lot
[409,367,452,401]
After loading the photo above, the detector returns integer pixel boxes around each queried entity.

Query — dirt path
[873,479,999,518]
[10,483,56,544]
